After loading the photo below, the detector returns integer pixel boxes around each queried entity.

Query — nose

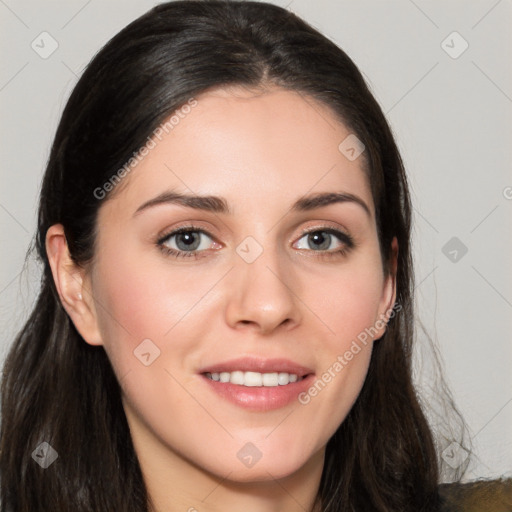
[224,244,302,335]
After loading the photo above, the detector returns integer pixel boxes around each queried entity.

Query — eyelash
[156,224,355,260]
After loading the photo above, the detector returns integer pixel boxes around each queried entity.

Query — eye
[294,228,355,257]
[156,225,355,260]
[157,225,217,259]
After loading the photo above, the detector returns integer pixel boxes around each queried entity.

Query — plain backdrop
[0,0,511,481]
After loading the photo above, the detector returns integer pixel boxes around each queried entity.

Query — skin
[46,85,398,512]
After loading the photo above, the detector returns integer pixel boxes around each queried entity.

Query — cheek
[92,245,214,345]
[90,244,231,406]
[304,258,385,345]
[91,250,208,438]
[91,246,197,374]
[295,258,385,430]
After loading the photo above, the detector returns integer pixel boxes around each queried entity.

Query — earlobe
[45,224,103,346]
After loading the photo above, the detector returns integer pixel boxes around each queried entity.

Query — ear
[45,224,103,346]
[375,236,399,339]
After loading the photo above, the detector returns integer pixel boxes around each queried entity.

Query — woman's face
[78,86,396,484]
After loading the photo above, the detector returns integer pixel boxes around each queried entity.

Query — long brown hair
[0,1,467,510]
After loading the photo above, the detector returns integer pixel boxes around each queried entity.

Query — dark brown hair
[1,1,468,510]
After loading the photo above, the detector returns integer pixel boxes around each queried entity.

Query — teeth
[205,371,302,387]
[263,373,278,386]
[244,371,262,387]
[230,371,244,385]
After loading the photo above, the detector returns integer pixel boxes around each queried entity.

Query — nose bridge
[225,231,300,332]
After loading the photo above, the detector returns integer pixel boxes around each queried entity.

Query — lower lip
[200,374,315,411]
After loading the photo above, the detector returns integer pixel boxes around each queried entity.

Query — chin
[210,458,310,484]
[195,440,320,484]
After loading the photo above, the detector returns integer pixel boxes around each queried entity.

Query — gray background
[1,0,511,481]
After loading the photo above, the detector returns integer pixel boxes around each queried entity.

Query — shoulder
[439,478,512,512]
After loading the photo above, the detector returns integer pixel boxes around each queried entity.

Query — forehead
[99,85,374,221]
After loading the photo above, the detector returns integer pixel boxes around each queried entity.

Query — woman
[0,1,509,511]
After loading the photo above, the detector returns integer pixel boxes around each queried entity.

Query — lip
[198,357,315,412]
[198,357,314,377]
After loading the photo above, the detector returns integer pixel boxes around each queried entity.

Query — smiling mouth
[203,371,307,387]
[200,358,315,410]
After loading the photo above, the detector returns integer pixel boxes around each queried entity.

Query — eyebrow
[133,190,371,218]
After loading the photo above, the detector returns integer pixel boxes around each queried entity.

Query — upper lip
[198,357,314,378]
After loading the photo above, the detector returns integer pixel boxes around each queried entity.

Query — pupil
[178,232,199,250]
[310,232,329,250]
